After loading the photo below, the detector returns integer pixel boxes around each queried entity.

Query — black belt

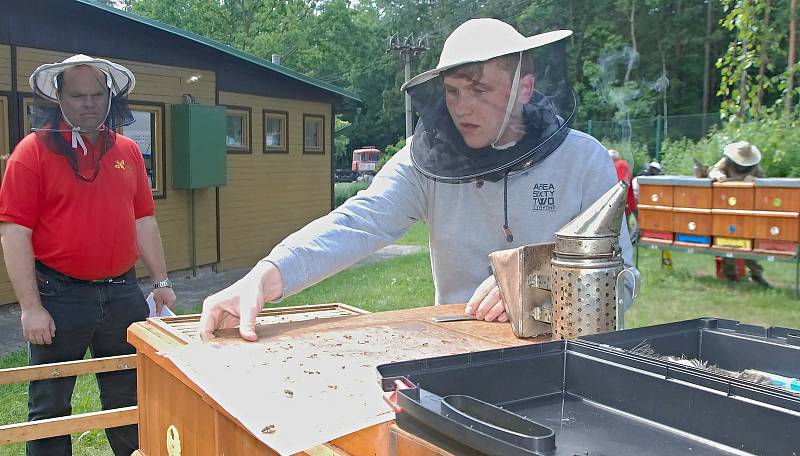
[35,261,130,284]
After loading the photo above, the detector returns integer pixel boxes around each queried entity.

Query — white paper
[163,321,502,455]
[146,292,175,317]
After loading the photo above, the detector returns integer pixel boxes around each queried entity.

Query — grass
[627,246,800,328]
[273,222,433,311]
[2,221,799,454]
[393,222,429,246]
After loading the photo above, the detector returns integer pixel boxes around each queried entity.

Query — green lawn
[627,245,800,328]
[2,222,799,455]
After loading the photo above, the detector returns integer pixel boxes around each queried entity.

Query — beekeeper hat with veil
[403,18,575,241]
[28,54,136,181]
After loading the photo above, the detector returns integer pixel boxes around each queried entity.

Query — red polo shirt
[0,128,155,280]
[614,159,636,215]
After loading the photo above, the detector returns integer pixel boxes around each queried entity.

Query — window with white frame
[225,107,251,153]
[264,110,288,153]
[303,114,324,154]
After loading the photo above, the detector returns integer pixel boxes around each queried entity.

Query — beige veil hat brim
[402,19,572,91]
[723,141,761,167]
[29,54,135,103]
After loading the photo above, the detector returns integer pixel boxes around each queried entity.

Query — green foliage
[375,137,405,172]
[660,114,800,177]
[122,0,778,152]
[334,117,352,168]
[717,0,795,120]
[334,181,370,207]
[124,0,797,161]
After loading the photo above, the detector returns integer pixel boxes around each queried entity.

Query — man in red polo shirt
[0,55,176,456]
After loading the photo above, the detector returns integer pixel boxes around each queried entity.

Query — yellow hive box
[713,237,753,250]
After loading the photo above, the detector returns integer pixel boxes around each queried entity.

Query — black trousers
[27,264,147,456]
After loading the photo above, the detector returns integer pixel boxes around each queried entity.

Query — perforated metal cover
[551,265,620,340]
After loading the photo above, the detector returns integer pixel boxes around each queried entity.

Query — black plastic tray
[579,318,800,388]
[378,341,800,456]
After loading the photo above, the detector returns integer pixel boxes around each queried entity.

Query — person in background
[708,141,769,287]
[632,161,664,220]
[609,149,635,225]
[0,54,176,455]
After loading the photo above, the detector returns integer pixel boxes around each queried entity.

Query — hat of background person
[723,141,761,167]
[648,161,663,171]
[401,18,572,91]
[608,149,621,160]
[29,54,135,103]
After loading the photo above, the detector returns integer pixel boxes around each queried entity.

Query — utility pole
[387,33,429,138]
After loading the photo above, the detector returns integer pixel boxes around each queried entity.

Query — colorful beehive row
[637,176,800,255]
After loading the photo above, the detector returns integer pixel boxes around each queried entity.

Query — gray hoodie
[266,129,634,304]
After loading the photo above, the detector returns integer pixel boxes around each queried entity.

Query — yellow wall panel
[217,90,332,270]
[0,45,10,92]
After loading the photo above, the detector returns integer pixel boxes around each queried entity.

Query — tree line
[98,0,798,166]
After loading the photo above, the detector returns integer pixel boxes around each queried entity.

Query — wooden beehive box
[712,181,755,210]
[752,211,800,242]
[129,304,371,456]
[638,205,673,232]
[671,177,713,242]
[673,208,712,236]
[128,304,539,456]
[673,177,713,209]
[638,176,674,207]
[712,209,756,239]
[637,176,674,233]
[754,178,800,212]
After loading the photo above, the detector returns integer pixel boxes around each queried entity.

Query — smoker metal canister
[550,256,622,340]
[550,180,628,340]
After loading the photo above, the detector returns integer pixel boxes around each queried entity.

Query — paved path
[0,244,426,356]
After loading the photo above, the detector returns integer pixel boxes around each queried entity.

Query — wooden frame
[303,113,325,155]
[224,105,252,154]
[0,355,137,445]
[121,101,166,199]
[263,109,288,154]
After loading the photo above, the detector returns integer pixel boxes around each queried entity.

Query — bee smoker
[490,181,640,339]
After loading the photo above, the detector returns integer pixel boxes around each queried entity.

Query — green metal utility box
[171,104,226,188]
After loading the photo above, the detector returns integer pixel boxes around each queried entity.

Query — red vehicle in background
[352,146,381,179]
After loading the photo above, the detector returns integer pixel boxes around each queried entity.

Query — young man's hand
[464,274,508,322]
[198,262,284,341]
[21,305,56,345]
